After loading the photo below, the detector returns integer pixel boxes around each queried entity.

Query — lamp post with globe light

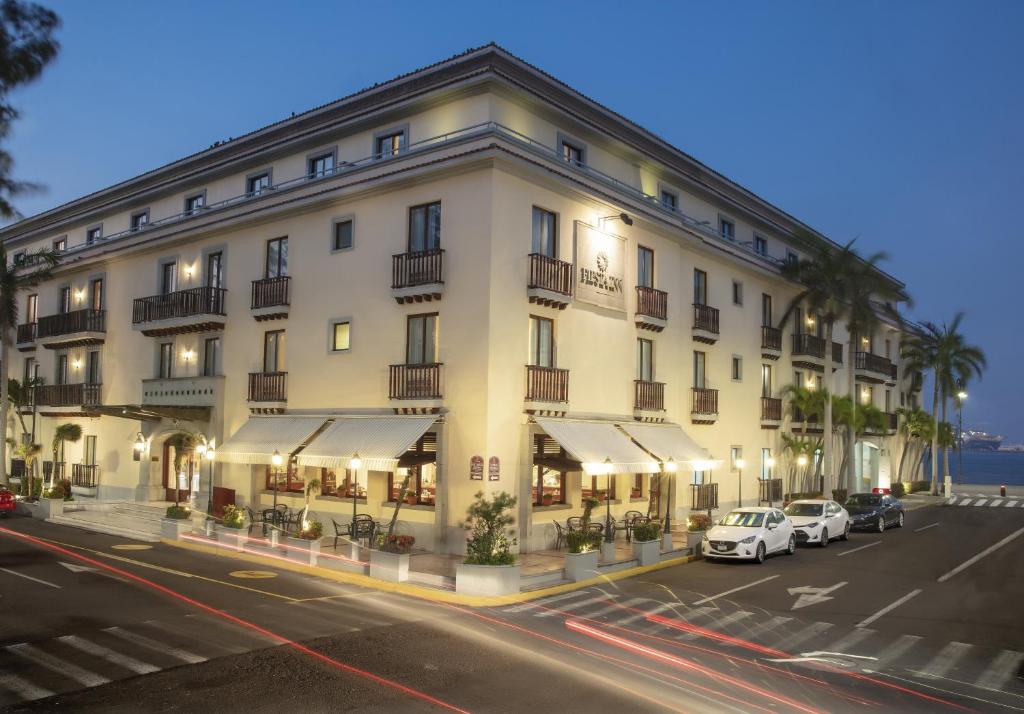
[956,382,967,487]
[271,449,283,523]
[349,452,363,528]
[661,458,678,549]
[765,456,776,506]
[735,458,746,507]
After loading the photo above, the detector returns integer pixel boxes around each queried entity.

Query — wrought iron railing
[16,322,37,343]
[855,351,893,376]
[33,383,101,407]
[636,286,668,320]
[248,372,287,402]
[389,363,443,399]
[251,276,290,309]
[527,253,572,296]
[791,333,825,358]
[761,326,782,351]
[72,463,99,488]
[692,304,720,334]
[132,287,226,323]
[392,250,443,289]
[761,397,782,421]
[525,365,569,403]
[691,483,719,511]
[691,387,718,415]
[37,309,105,338]
[759,478,783,504]
[634,380,665,411]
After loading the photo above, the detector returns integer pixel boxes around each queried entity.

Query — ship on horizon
[961,430,1004,451]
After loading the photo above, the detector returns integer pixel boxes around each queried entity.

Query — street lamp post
[195,438,209,521]
[765,456,776,507]
[735,458,746,508]
[349,452,363,528]
[603,457,614,544]
[662,458,678,549]
[271,448,283,516]
[956,384,967,486]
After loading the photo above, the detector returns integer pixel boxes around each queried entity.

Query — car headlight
[803,522,819,529]
[739,535,757,544]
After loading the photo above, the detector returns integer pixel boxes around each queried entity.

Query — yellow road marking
[111,544,153,551]
[230,570,277,579]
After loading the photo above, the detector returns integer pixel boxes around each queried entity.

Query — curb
[163,537,697,608]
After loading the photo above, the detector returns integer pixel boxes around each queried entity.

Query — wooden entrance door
[163,443,194,503]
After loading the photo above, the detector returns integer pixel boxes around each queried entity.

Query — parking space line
[691,575,779,605]
[913,523,939,533]
[836,541,881,557]
[938,526,1024,583]
[855,589,922,628]
[0,567,60,589]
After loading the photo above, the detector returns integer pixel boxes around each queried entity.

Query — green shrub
[890,482,906,498]
[687,513,712,532]
[463,491,518,566]
[299,520,323,540]
[59,479,73,501]
[165,504,191,520]
[566,530,602,553]
[20,478,42,500]
[831,489,848,503]
[221,504,244,529]
[631,520,661,542]
[908,480,930,493]
[43,482,66,500]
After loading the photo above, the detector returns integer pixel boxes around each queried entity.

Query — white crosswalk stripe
[830,627,876,653]
[584,597,652,620]
[776,622,834,652]
[948,495,1023,507]
[5,643,110,688]
[738,615,793,643]
[919,641,973,679]
[1006,501,1019,507]
[536,595,609,617]
[875,634,922,666]
[503,590,592,613]
[0,673,54,702]
[973,500,988,507]
[102,626,206,664]
[58,635,160,675]
[975,649,1024,692]
[619,602,677,625]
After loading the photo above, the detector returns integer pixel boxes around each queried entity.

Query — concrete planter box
[564,549,600,582]
[455,563,521,596]
[686,530,705,557]
[632,539,661,566]
[600,540,617,563]
[217,528,248,551]
[70,485,98,498]
[286,536,321,566]
[41,497,64,519]
[369,549,410,582]
[161,517,193,540]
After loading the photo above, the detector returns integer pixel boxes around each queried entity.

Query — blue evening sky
[5,1,1022,441]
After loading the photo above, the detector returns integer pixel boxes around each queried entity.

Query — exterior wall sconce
[74,289,86,304]
[72,358,82,370]
[184,264,195,278]
[182,349,195,362]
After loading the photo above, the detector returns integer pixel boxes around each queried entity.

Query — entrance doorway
[855,441,881,492]
[162,442,196,504]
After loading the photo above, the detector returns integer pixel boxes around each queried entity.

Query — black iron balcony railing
[16,322,37,343]
[692,304,720,334]
[389,363,443,399]
[132,287,226,323]
[791,333,826,358]
[71,463,99,488]
[855,351,893,376]
[33,383,101,407]
[761,397,782,421]
[636,286,668,321]
[525,365,569,403]
[761,326,782,351]
[527,253,572,296]
[248,372,287,402]
[634,380,665,411]
[251,276,290,309]
[691,387,718,415]
[691,483,719,511]
[37,309,105,339]
[392,250,443,289]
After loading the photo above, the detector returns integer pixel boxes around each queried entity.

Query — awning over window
[217,416,327,465]
[617,422,710,468]
[534,418,659,474]
[295,416,437,472]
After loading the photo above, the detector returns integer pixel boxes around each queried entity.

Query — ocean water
[921,450,1024,486]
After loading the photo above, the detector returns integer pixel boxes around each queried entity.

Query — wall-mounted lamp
[74,289,86,304]
[184,264,195,278]
[797,454,809,467]
[72,358,82,370]
[599,211,633,227]
[805,315,816,327]
[765,456,776,468]
[182,349,195,362]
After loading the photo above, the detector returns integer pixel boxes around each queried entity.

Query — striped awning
[618,422,711,469]
[217,416,327,465]
[295,416,437,472]
[534,418,659,474]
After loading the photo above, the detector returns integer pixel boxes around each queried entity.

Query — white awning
[296,416,437,471]
[618,422,711,469]
[534,418,659,474]
[217,416,327,465]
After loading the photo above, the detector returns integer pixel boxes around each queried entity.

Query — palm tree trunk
[823,322,835,495]
[930,379,940,495]
[1,335,9,485]
[896,438,909,484]
[940,392,950,487]
[846,335,857,494]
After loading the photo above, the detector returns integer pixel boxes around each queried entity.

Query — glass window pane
[333,322,350,351]
[334,220,353,250]
[427,203,441,250]
[410,207,425,252]
[407,317,424,364]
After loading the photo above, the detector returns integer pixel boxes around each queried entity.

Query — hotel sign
[574,222,626,312]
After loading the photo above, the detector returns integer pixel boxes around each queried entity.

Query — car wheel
[897,512,905,528]
[841,522,850,541]
[819,528,829,547]
[877,516,885,533]
[787,535,796,555]
[755,542,766,564]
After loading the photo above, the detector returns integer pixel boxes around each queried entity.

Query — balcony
[33,383,101,415]
[634,380,665,414]
[887,411,898,434]
[760,397,783,428]
[71,464,99,491]
[132,287,226,336]
[791,333,826,371]
[391,249,444,304]
[691,387,718,424]
[527,253,572,309]
[36,309,106,349]
[248,372,287,406]
[854,352,894,384]
[16,322,36,351]
[633,286,668,332]
[389,363,443,402]
[525,365,569,407]
[791,408,823,434]
[691,482,719,511]
[142,375,222,409]
[760,326,782,360]
[692,304,720,344]
[251,276,290,320]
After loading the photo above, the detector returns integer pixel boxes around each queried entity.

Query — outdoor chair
[566,517,583,532]
[586,522,604,536]
[552,521,567,550]
[244,506,264,534]
[623,511,645,541]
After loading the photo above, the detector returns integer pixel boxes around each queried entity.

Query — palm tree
[1,245,60,484]
[164,432,197,508]
[50,422,82,490]
[895,406,934,483]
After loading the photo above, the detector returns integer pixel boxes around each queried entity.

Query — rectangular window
[332,219,353,251]
[408,202,441,252]
[794,306,804,335]
[266,463,303,493]
[13,251,26,265]
[761,448,773,479]
[206,251,224,288]
[89,278,104,310]
[637,338,654,381]
[786,249,798,264]
[582,473,616,500]
[794,370,803,389]
[320,467,365,499]
[761,364,773,398]
[754,236,767,255]
[885,389,892,412]
[130,211,149,231]
[529,316,554,368]
[693,269,707,305]
[55,354,68,385]
[53,237,66,252]
[561,140,584,165]
[86,226,102,245]
[637,246,654,288]
[731,355,742,381]
[263,330,286,373]
[203,337,220,376]
[532,464,566,506]
[185,193,205,214]
[730,446,743,471]
[331,321,351,352]
[25,294,37,323]
[23,357,37,385]
[84,435,97,466]
[720,218,735,241]
[375,131,406,159]
[160,262,177,295]
[158,343,173,379]
[86,350,101,384]
[388,464,436,506]
[265,237,288,278]
[307,151,334,178]
[693,351,706,389]
[406,314,438,365]
[732,280,743,306]
[761,294,773,327]
[660,190,677,210]
[58,286,71,314]
[246,172,271,196]
[885,339,892,360]
[531,207,557,257]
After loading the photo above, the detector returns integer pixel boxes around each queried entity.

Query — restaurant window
[761,293,773,327]
[206,251,224,289]
[754,236,767,256]
[321,468,366,499]
[408,202,441,252]
[53,237,66,252]
[263,330,286,372]
[307,151,335,179]
[719,218,735,241]
[631,474,644,499]
[693,351,707,389]
[761,448,773,480]
[265,462,303,493]
[637,338,653,382]
[582,473,616,500]
[731,355,742,382]
[158,342,173,379]
[160,261,177,295]
[693,269,707,305]
[529,315,554,368]
[86,350,101,385]
[531,207,557,258]
[375,130,406,159]
[388,464,436,506]
[130,210,149,231]
[732,280,743,306]
[12,251,25,265]
[58,286,71,314]
[86,226,103,245]
[90,278,104,310]
[246,171,271,196]
[331,321,351,352]
[25,293,37,323]
[761,364,773,398]
[532,465,566,506]
[660,190,678,211]
[266,237,288,278]
[637,246,654,288]
[202,337,220,376]
[406,313,437,365]
[332,219,354,251]
[691,469,705,486]
[184,193,205,214]
[55,354,68,385]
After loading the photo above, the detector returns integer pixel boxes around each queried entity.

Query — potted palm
[456,491,520,596]
[687,513,711,556]
[216,504,248,550]
[631,520,662,566]
[369,470,416,582]
[564,497,601,581]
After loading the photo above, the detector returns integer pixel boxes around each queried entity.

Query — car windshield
[720,511,765,527]
[784,503,823,517]
[846,494,880,507]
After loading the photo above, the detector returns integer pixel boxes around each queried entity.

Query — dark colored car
[0,487,15,516]
[844,493,904,532]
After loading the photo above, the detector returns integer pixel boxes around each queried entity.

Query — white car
[783,499,851,547]
[703,507,796,563]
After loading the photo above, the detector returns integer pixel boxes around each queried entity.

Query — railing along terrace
[692,304,720,334]
[791,333,826,358]
[636,286,668,320]
[855,351,893,375]
[392,250,444,289]
[759,478,783,503]
[251,276,290,309]
[16,322,37,343]
[691,387,718,414]
[761,326,781,351]
[389,363,442,400]
[634,380,665,411]
[761,397,782,421]
[525,365,569,403]
[527,253,572,295]
[37,309,105,338]
[132,287,226,323]
[72,463,99,488]
[691,482,719,511]
[248,372,287,402]
[33,383,101,407]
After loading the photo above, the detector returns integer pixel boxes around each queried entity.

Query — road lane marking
[58,635,159,675]
[874,634,922,665]
[1006,501,1019,508]
[503,590,591,613]
[777,622,833,652]
[830,627,876,653]
[973,500,988,507]
[938,525,1024,583]
[975,649,1024,692]
[536,595,609,617]
[103,626,206,664]
[5,643,110,687]
[788,582,847,609]
[855,589,923,628]
[836,541,881,557]
[917,641,972,679]
[691,574,779,605]
[0,566,60,589]
[0,673,54,701]
[740,615,793,643]
[913,523,940,533]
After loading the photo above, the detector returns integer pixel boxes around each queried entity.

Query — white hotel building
[1,45,916,552]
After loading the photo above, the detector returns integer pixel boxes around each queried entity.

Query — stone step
[48,513,162,543]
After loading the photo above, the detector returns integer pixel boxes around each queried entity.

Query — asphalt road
[0,501,1020,712]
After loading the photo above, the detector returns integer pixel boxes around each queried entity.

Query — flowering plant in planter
[631,520,662,542]
[221,504,245,529]
[377,533,415,553]
[299,520,323,540]
[165,504,191,520]
[541,493,554,506]
[687,513,712,532]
